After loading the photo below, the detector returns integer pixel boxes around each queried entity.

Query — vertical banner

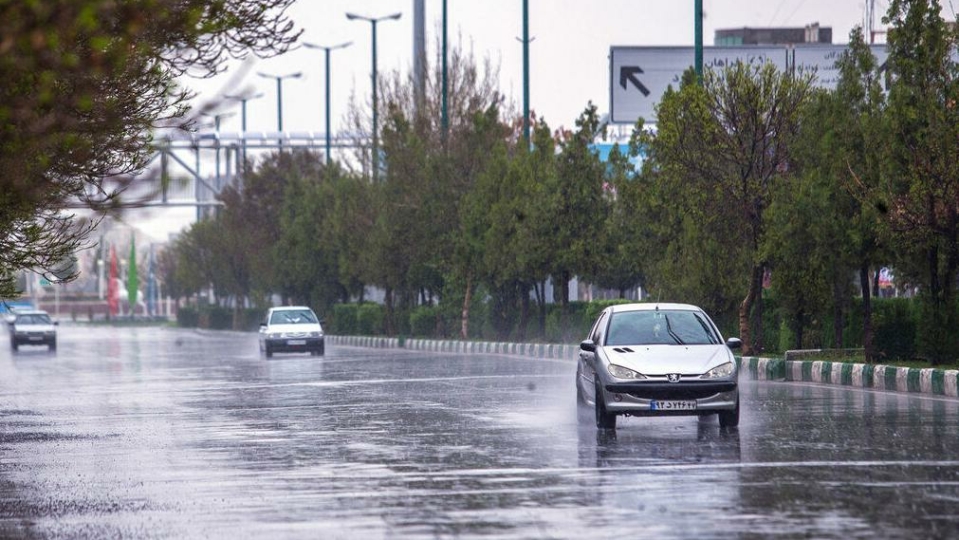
[107,245,118,317]
[127,237,139,315]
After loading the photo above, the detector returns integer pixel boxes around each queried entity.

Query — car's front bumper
[264,337,324,353]
[13,333,56,346]
[599,379,738,415]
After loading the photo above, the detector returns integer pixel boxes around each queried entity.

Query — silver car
[258,306,324,358]
[9,309,58,352]
[576,303,741,430]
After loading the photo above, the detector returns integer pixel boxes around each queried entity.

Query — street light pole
[695,0,703,81]
[304,41,352,168]
[522,0,530,144]
[224,92,263,168]
[347,11,402,181]
[442,0,448,135]
[256,71,303,146]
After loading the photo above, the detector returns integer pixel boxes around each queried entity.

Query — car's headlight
[307,331,322,338]
[701,361,735,379]
[267,332,282,339]
[607,363,647,379]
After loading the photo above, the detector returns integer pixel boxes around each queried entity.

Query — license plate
[28,336,43,341]
[650,400,697,411]
[287,339,306,345]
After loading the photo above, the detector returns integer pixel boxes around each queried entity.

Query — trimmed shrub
[410,305,440,337]
[356,303,385,335]
[331,303,358,335]
[177,306,199,328]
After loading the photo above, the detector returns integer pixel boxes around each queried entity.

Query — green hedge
[176,296,924,362]
[177,306,262,331]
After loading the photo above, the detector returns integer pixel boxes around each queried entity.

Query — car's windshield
[269,310,318,325]
[17,314,51,325]
[605,309,720,346]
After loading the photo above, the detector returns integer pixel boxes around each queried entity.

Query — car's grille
[606,381,736,400]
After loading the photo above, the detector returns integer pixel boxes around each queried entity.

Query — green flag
[127,237,138,313]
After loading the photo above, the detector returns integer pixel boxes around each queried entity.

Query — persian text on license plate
[650,400,697,411]
[287,339,306,345]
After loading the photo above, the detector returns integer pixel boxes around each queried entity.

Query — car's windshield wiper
[663,315,685,345]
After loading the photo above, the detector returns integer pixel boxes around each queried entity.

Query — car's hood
[265,323,322,334]
[602,344,733,376]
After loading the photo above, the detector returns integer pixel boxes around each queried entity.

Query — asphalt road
[1,324,958,539]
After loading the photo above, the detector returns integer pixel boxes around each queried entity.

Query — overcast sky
[180,0,890,134]
[136,0,900,240]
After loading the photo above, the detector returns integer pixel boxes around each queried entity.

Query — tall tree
[544,103,606,322]
[647,64,814,354]
[883,0,959,364]
[0,0,298,298]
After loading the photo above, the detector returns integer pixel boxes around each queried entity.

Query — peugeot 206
[577,303,741,430]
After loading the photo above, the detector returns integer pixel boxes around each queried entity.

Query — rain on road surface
[1,325,958,539]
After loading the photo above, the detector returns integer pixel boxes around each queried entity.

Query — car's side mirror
[54,321,59,326]
[580,339,597,353]
[725,337,742,350]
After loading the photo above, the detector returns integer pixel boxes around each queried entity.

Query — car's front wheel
[718,396,740,428]
[49,339,56,352]
[265,344,273,358]
[594,381,616,430]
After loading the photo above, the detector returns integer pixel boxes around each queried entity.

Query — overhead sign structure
[610,44,888,125]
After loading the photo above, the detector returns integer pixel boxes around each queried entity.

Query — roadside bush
[175,305,260,330]
[356,303,385,335]
[873,297,916,362]
[410,305,441,337]
[331,303,358,335]
[177,306,199,328]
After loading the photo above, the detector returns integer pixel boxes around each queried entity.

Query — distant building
[715,22,832,46]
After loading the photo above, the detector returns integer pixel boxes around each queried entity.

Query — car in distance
[259,306,324,358]
[9,309,58,352]
[576,303,741,430]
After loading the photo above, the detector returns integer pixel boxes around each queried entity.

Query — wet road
[1,325,959,539]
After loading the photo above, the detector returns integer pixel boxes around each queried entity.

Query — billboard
[610,44,889,124]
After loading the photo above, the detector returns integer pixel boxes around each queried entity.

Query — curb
[739,355,959,398]
[326,335,579,361]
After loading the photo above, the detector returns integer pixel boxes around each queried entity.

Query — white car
[577,303,741,430]
[258,306,324,358]
[9,309,58,352]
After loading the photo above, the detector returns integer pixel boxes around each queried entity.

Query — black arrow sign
[619,66,650,97]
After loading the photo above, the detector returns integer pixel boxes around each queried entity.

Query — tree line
[161,1,959,366]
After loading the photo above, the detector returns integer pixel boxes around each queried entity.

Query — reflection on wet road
[1,325,958,538]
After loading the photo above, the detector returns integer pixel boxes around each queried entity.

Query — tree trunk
[460,273,472,340]
[534,281,546,335]
[557,272,571,341]
[794,307,804,350]
[833,281,844,349]
[384,287,395,336]
[520,285,530,341]
[860,264,874,363]
[739,264,764,356]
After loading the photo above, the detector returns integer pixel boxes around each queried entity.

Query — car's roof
[607,303,703,313]
[269,306,313,312]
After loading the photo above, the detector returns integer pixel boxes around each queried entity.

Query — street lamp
[256,71,303,144]
[200,111,235,199]
[346,11,402,181]
[223,91,264,133]
[303,41,352,167]
[224,91,264,167]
